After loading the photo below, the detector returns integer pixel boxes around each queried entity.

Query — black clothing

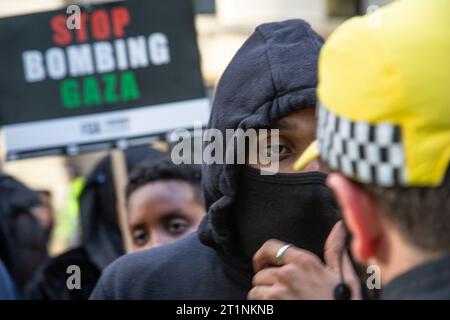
[24,247,100,300]
[0,175,46,292]
[233,166,338,260]
[381,255,450,300]
[91,233,251,299]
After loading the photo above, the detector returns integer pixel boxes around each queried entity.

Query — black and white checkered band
[317,103,407,187]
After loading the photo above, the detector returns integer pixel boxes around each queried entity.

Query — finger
[247,286,272,300]
[323,220,346,271]
[341,249,357,283]
[252,239,285,273]
[253,239,322,273]
[252,267,279,286]
[323,221,362,299]
[247,286,285,300]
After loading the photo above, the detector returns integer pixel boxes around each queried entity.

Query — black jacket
[24,247,100,300]
[0,175,46,292]
[91,19,324,300]
[381,255,450,300]
[91,233,250,299]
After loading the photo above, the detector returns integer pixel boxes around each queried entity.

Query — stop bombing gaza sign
[0,0,209,160]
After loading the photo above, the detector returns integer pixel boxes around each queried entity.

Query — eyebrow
[273,118,299,131]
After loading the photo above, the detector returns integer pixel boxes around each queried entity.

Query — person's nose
[301,158,321,172]
[300,158,331,174]
[150,231,171,249]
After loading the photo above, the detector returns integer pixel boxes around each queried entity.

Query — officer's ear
[327,173,381,263]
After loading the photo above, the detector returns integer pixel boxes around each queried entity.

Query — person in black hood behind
[0,175,48,294]
[0,176,47,294]
[91,20,340,300]
[25,146,162,300]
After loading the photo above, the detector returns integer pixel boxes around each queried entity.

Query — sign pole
[111,148,132,253]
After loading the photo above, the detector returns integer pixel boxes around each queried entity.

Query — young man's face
[233,107,340,260]
[127,180,205,252]
[251,107,322,173]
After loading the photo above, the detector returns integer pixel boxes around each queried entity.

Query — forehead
[273,107,316,131]
[128,181,195,210]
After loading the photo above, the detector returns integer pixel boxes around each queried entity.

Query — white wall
[197,0,343,84]
[0,0,65,17]
[217,0,327,28]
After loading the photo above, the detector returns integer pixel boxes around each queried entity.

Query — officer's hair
[364,167,450,253]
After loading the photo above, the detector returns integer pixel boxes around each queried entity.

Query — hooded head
[0,176,42,287]
[199,20,338,264]
[79,146,162,270]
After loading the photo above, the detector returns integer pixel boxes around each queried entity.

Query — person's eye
[132,227,149,247]
[265,144,291,158]
[166,218,189,235]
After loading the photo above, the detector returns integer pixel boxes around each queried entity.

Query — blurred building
[0,0,393,85]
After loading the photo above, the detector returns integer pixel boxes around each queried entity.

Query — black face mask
[232,166,340,261]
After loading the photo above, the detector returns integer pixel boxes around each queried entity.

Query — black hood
[0,176,41,274]
[79,146,162,270]
[198,20,324,258]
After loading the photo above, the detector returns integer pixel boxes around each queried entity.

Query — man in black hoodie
[91,20,339,300]
[0,175,47,294]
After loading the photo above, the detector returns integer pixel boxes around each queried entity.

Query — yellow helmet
[295,0,450,187]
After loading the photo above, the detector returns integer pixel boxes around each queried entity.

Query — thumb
[324,220,346,271]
